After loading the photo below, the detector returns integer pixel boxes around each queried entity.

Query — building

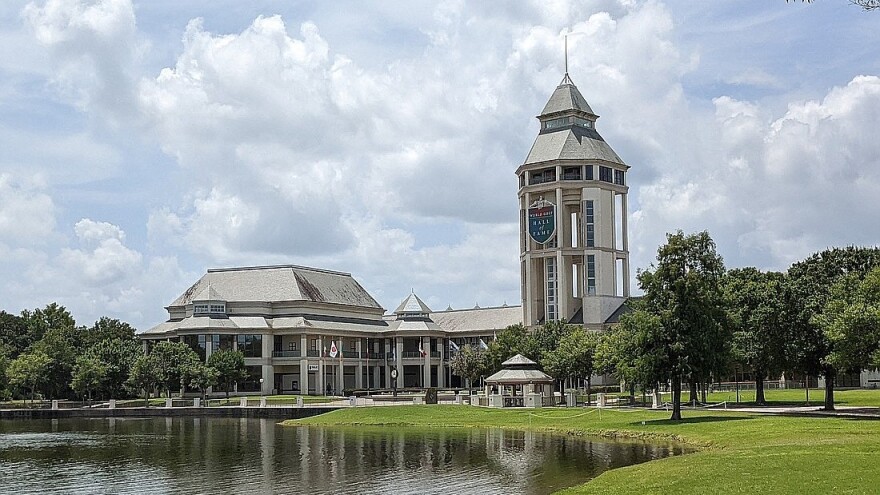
[517,71,630,328]
[141,265,520,395]
[140,69,630,394]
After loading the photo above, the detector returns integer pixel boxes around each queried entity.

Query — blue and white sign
[528,200,557,244]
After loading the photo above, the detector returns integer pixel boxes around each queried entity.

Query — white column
[396,337,404,386]
[356,338,363,389]
[422,337,430,388]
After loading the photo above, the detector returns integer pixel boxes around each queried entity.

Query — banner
[528,199,556,244]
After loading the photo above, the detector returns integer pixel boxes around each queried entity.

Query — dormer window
[194,301,226,315]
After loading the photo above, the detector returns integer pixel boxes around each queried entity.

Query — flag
[449,340,460,353]
[329,340,339,358]
[419,342,427,357]
[478,338,488,350]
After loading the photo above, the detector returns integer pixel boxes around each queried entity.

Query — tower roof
[540,75,595,117]
[394,292,432,316]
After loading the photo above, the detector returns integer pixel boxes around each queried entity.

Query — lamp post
[259,378,264,395]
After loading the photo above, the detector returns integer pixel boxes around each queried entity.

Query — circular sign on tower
[528,198,557,244]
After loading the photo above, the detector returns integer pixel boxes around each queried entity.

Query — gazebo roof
[485,353,553,384]
[502,354,537,367]
[485,368,554,384]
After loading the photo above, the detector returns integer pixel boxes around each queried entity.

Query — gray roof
[486,368,554,384]
[541,79,595,117]
[429,305,522,333]
[191,284,224,302]
[502,354,537,367]
[169,265,382,310]
[394,293,432,315]
[524,126,624,165]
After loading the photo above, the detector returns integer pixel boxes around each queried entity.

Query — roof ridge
[207,264,351,277]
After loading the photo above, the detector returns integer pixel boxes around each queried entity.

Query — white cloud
[0,173,56,245]
[58,218,142,285]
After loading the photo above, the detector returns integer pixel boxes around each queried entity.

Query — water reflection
[0,418,687,494]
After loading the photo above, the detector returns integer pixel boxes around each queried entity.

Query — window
[599,166,613,183]
[194,301,225,314]
[211,334,235,352]
[586,255,597,296]
[585,165,594,181]
[562,167,581,180]
[529,168,556,185]
[237,366,262,392]
[546,258,558,321]
[182,334,207,361]
[614,170,625,186]
[236,334,262,358]
[584,200,595,248]
[543,117,569,130]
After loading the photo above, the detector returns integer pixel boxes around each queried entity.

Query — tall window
[211,334,234,352]
[546,258,558,321]
[586,255,597,296]
[585,165,594,180]
[182,334,207,361]
[599,166,613,183]
[584,200,595,247]
[614,170,625,185]
[236,334,262,358]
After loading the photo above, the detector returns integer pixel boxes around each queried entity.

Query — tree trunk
[586,376,592,407]
[671,377,682,421]
[755,373,766,405]
[824,370,836,411]
[701,381,707,404]
[688,379,698,406]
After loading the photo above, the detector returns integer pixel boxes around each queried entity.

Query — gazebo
[484,354,555,408]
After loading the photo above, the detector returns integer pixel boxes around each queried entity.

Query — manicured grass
[285,404,880,494]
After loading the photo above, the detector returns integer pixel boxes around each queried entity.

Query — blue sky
[1,0,879,330]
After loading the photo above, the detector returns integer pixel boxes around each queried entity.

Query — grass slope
[287,403,880,494]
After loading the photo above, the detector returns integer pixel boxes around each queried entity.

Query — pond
[0,417,687,494]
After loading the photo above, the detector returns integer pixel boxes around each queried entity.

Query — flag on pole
[449,340,460,353]
[478,338,489,350]
[329,340,339,358]
[419,342,427,357]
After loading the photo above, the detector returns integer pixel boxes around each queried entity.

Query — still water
[0,417,685,494]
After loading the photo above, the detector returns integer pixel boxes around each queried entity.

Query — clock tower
[517,72,630,328]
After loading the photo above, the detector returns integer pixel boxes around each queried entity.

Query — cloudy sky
[1,0,878,330]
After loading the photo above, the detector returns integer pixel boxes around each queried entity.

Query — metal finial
[564,34,569,76]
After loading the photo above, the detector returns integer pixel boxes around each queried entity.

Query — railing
[402,351,422,358]
[430,351,440,359]
[503,396,524,408]
[272,350,301,358]
[342,350,359,358]
[306,350,319,357]
[366,352,384,359]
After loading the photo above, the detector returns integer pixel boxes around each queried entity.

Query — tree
[786,247,880,411]
[20,303,76,346]
[150,341,200,397]
[85,337,142,399]
[186,363,219,402]
[71,355,107,403]
[32,326,82,399]
[722,268,787,405]
[0,311,30,358]
[543,328,598,404]
[85,317,137,348]
[207,349,247,399]
[7,350,51,404]
[791,0,879,11]
[629,230,729,421]
[449,345,486,393]
[0,343,11,400]
[127,354,160,406]
[814,268,880,399]
[484,324,540,375]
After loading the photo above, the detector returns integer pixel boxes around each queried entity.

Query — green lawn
[286,403,880,494]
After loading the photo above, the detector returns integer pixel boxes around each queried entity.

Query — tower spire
[562,33,573,85]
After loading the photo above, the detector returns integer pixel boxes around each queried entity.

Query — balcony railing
[402,351,422,358]
[272,350,301,358]
[342,350,359,358]
[365,352,384,359]
[430,351,440,359]
[306,350,320,358]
